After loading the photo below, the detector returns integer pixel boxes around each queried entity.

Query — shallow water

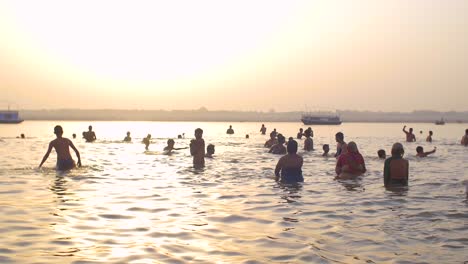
[0,121,467,263]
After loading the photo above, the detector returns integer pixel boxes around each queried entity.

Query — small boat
[435,118,445,125]
[0,106,24,124]
[301,113,342,125]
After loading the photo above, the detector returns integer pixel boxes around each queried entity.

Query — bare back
[51,138,73,160]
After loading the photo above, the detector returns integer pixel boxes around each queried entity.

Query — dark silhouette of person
[39,125,81,171]
[260,124,267,135]
[226,125,234,135]
[83,126,96,142]
[124,131,132,142]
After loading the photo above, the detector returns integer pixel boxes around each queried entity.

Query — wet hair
[88,125,92,130]
[409,128,413,133]
[127,131,131,135]
[416,146,423,153]
[299,128,303,131]
[391,143,404,157]
[377,149,386,158]
[335,132,344,141]
[167,139,175,145]
[429,131,433,135]
[323,144,329,151]
[177,134,182,139]
[54,125,63,135]
[287,140,298,154]
[195,128,203,134]
[72,133,76,138]
[20,133,25,138]
[207,144,215,154]
[245,134,249,138]
[277,134,285,144]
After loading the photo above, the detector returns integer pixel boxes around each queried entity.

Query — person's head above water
[147,134,151,139]
[335,132,344,142]
[377,149,386,159]
[323,144,330,153]
[245,134,249,139]
[88,125,93,131]
[287,140,298,154]
[72,133,76,138]
[167,139,175,146]
[127,131,131,136]
[277,134,285,144]
[416,146,423,153]
[409,128,413,133]
[391,143,404,157]
[465,129,468,135]
[429,131,433,136]
[304,130,312,138]
[347,141,358,153]
[207,144,215,154]
[195,128,203,139]
[299,128,303,132]
[229,125,232,128]
[20,133,25,138]
[54,125,63,136]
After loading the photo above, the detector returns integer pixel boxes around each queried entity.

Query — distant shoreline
[17,109,468,123]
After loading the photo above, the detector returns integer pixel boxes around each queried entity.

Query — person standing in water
[334,132,347,157]
[402,126,416,142]
[426,131,433,142]
[461,129,468,146]
[124,132,132,142]
[304,129,314,151]
[260,124,267,135]
[297,128,304,139]
[142,134,151,150]
[384,143,409,187]
[83,125,97,142]
[275,140,303,183]
[226,125,234,135]
[190,128,205,168]
[39,125,81,171]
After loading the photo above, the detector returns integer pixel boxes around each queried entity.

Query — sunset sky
[0,0,467,112]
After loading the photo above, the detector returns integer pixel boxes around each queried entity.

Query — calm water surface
[0,121,467,263]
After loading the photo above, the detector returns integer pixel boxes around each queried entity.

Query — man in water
[226,125,234,135]
[190,128,205,168]
[274,140,303,183]
[384,143,409,187]
[39,125,81,171]
[377,149,386,159]
[461,129,468,146]
[205,144,215,158]
[334,132,347,158]
[72,133,77,139]
[142,134,151,150]
[402,126,416,142]
[83,125,97,142]
[260,124,267,135]
[124,131,132,142]
[426,131,433,142]
[304,129,313,151]
[416,146,436,157]
[264,133,278,148]
[269,134,286,154]
[297,128,304,139]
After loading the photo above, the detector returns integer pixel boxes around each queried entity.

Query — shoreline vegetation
[19,109,468,123]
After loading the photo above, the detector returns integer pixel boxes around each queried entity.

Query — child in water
[163,139,188,154]
[322,144,330,157]
[39,125,81,171]
[416,146,436,157]
[384,143,409,187]
[377,149,386,159]
[205,144,215,158]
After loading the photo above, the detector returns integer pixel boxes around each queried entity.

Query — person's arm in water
[39,142,54,168]
[274,157,283,182]
[69,140,82,167]
[424,147,436,156]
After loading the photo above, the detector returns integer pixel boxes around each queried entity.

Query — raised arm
[402,125,408,134]
[69,140,82,167]
[39,142,53,168]
[425,147,436,156]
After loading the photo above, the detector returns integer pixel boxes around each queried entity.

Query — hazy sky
[0,0,467,112]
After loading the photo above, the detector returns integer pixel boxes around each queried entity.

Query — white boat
[0,107,24,124]
[301,113,342,125]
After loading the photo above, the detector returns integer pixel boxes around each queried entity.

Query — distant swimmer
[83,126,97,142]
[335,141,366,179]
[322,144,330,157]
[226,125,234,135]
[205,144,215,158]
[190,128,205,168]
[142,134,151,150]
[245,134,249,139]
[402,126,416,142]
[275,140,303,183]
[461,129,468,146]
[260,124,267,135]
[17,133,25,139]
[177,134,182,139]
[377,149,386,159]
[124,131,132,142]
[296,128,304,139]
[416,146,436,157]
[304,129,313,151]
[264,133,278,148]
[163,139,188,154]
[384,143,409,187]
[39,125,81,171]
[269,134,286,155]
[72,133,76,139]
[334,132,347,158]
[426,131,433,143]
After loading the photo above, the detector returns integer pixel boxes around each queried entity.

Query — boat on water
[0,109,24,124]
[435,118,445,125]
[301,113,342,125]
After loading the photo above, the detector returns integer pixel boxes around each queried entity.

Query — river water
[0,121,467,263]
